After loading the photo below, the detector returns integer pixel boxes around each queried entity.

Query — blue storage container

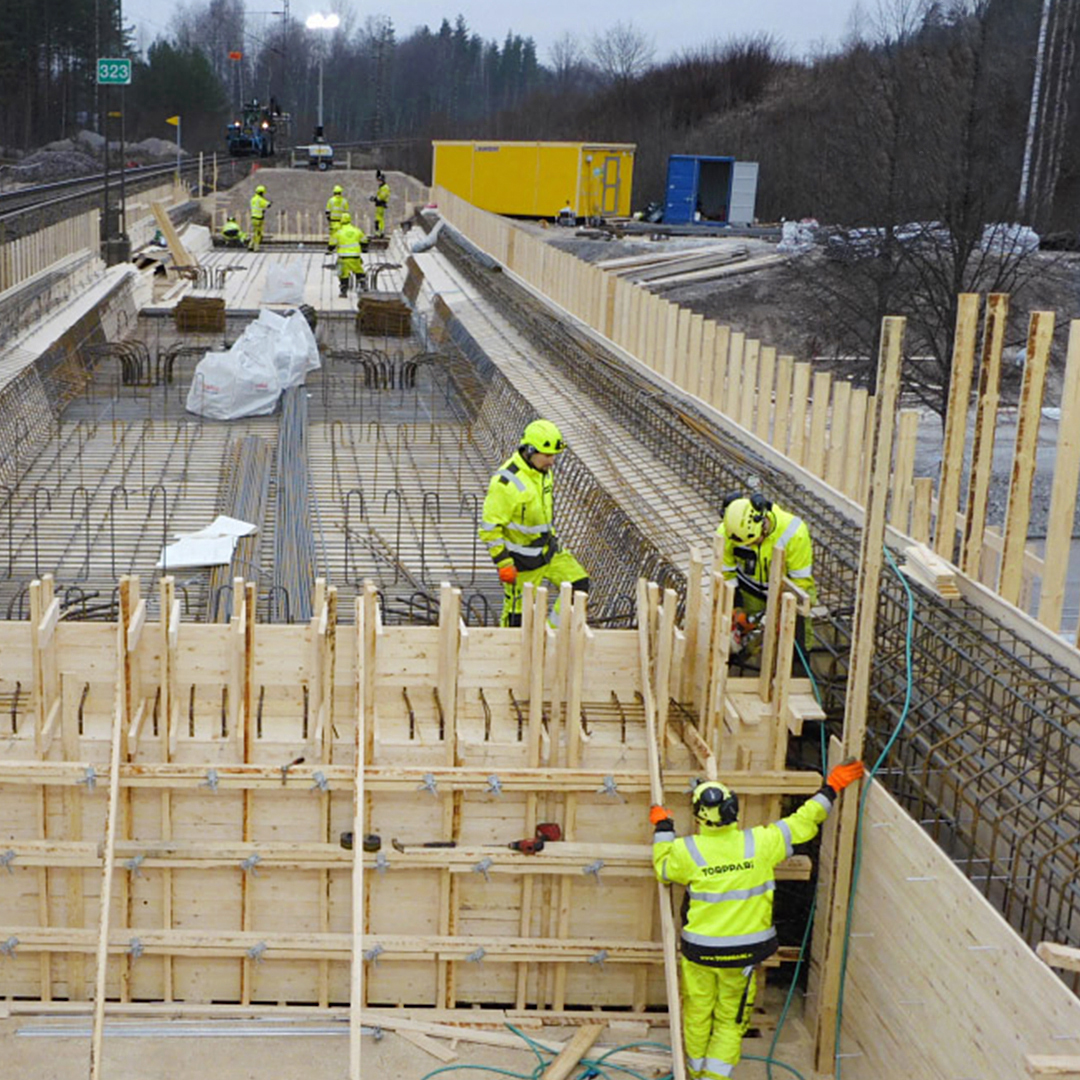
[663,154,759,227]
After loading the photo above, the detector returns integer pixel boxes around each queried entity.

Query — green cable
[743,1054,808,1079]
[831,546,916,1078]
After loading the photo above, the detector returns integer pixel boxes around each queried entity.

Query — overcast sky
[124,0,858,64]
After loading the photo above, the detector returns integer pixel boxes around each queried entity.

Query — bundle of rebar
[273,386,317,622]
[206,435,272,622]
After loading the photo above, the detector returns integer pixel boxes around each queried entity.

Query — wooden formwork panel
[0,574,817,1028]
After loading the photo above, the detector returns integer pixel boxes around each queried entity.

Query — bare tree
[550,32,589,88]
[590,21,655,85]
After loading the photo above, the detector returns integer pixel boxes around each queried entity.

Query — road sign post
[97,58,131,86]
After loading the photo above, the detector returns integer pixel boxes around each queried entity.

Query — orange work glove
[649,804,673,825]
[827,759,865,792]
[498,564,518,584]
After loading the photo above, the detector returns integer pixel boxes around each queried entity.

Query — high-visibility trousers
[680,957,757,1080]
[375,205,386,234]
[500,549,587,627]
[337,256,364,282]
[250,217,265,249]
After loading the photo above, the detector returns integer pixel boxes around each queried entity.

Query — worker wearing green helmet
[479,419,589,627]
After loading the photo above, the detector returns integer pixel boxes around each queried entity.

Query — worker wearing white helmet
[325,183,349,251]
[479,419,589,627]
[716,492,817,662]
[651,761,865,1080]
[249,183,271,251]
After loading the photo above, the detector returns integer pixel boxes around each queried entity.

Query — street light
[305,12,339,140]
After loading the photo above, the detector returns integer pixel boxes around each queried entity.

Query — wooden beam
[1026,1057,1080,1077]
[960,293,1008,576]
[934,294,980,563]
[0,760,820,795]
[89,579,132,1080]
[544,1024,605,1080]
[1041,321,1080,631]
[812,316,904,1072]
[1036,941,1080,973]
[637,579,686,1080]
[999,311,1054,605]
[350,583,377,1080]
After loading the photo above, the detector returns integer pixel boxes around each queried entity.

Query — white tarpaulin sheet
[185,308,319,420]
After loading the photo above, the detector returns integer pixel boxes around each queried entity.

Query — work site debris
[185,307,320,420]
[980,222,1040,255]
[777,219,818,254]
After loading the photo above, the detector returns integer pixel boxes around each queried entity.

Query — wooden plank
[999,311,1054,605]
[724,331,744,419]
[655,589,677,765]
[1036,941,1080,973]
[89,579,132,1080]
[825,380,851,491]
[544,1023,605,1080]
[911,477,934,545]
[807,370,832,477]
[889,410,920,531]
[961,293,1009,576]
[772,355,794,457]
[1041,322,1080,631]
[636,579,686,1080]
[789,363,811,465]
[681,548,706,708]
[756,346,776,444]
[709,326,731,412]
[1026,1057,1080,1077]
[842,388,868,499]
[738,338,759,429]
[758,547,787,703]
[350,584,377,1080]
[934,294,981,562]
[151,201,195,268]
[812,316,904,1071]
[397,1028,459,1063]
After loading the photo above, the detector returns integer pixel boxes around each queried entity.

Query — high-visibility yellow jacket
[479,450,559,571]
[333,222,367,262]
[250,192,270,221]
[716,505,816,609]
[326,193,349,223]
[374,182,390,207]
[653,791,833,966]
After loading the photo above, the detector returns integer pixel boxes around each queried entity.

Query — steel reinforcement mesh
[437,224,1080,978]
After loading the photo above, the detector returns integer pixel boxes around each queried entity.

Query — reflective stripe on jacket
[326,194,349,222]
[250,193,270,221]
[715,505,816,606]
[334,223,367,260]
[479,450,558,571]
[375,182,390,207]
[653,792,832,967]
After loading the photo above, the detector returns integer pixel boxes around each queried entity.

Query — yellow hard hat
[339,211,351,224]
[722,495,770,544]
[691,780,738,827]
[333,184,343,194]
[521,419,565,455]
[255,184,266,195]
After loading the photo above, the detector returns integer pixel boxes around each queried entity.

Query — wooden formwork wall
[0,571,821,1020]
[431,188,1080,640]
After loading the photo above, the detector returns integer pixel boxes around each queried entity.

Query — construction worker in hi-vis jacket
[479,419,589,627]
[325,184,349,251]
[716,492,817,659]
[651,761,865,1080]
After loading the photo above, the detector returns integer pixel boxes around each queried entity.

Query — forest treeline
[0,0,1076,233]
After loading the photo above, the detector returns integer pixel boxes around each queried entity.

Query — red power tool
[507,822,562,855]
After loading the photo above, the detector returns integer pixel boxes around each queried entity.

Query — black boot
[339,283,349,298]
